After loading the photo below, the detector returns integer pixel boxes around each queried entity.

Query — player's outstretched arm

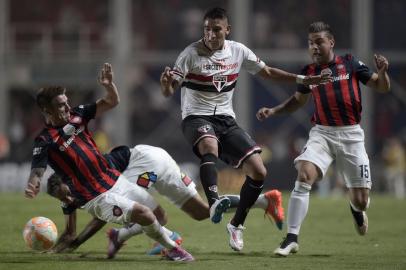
[49,211,78,253]
[67,217,107,252]
[25,168,45,198]
[256,92,309,121]
[160,66,179,97]
[257,65,332,85]
[367,54,390,93]
[95,63,120,118]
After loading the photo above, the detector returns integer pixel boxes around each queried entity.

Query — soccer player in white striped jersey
[160,7,331,251]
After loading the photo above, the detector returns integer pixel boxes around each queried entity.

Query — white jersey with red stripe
[172,39,265,119]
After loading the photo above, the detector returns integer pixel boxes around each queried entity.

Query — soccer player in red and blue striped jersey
[25,63,194,261]
[256,21,390,256]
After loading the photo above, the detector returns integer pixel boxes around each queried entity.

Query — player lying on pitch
[47,144,285,257]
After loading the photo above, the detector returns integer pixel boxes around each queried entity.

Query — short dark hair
[46,173,63,197]
[309,21,334,39]
[36,86,66,110]
[203,7,228,22]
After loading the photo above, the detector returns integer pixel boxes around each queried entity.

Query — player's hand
[98,63,114,87]
[24,180,40,199]
[374,54,389,73]
[303,73,332,85]
[160,66,175,97]
[256,107,274,121]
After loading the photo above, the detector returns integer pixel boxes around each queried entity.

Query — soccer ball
[23,217,58,251]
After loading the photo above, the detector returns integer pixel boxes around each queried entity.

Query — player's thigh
[241,153,267,180]
[337,136,371,189]
[181,116,219,157]
[294,129,334,179]
[155,168,198,208]
[221,125,261,168]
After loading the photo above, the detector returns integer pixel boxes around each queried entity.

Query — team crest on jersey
[113,205,123,217]
[137,172,157,189]
[337,64,345,70]
[321,68,332,76]
[212,75,227,92]
[197,124,211,133]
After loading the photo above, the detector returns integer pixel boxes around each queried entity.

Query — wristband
[296,75,305,84]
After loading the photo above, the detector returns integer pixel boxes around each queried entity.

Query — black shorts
[181,115,261,168]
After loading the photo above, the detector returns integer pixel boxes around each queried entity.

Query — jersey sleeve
[172,48,192,84]
[350,55,374,85]
[104,145,131,172]
[31,136,50,169]
[72,103,97,122]
[241,43,266,74]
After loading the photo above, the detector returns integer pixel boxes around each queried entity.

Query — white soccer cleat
[226,222,245,251]
[354,211,368,236]
[274,238,299,256]
[209,197,231,224]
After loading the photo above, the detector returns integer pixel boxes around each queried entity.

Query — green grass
[1,192,405,270]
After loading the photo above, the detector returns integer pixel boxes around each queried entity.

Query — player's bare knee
[130,204,155,226]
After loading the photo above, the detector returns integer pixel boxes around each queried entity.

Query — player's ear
[330,37,335,49]
[226,24,231,36]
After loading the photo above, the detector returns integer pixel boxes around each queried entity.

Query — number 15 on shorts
[359,165,369,179]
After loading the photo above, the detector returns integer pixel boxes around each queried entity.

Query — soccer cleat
[274,237,299,256]
[164,246,195,262]
[210,197,231,224]
[147,232,183,255]
[354,211,368,236]
[106,228,125,259]
[264,189,285,230]
[226,222,245,251]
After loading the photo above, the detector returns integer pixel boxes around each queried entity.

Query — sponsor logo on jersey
[198,124,211,133]
[201,62,238,71]
[113,205,123,217]
[309,73,350,89]
[213,75,227,91]
[136,172,158,189]
[59,125,85,151]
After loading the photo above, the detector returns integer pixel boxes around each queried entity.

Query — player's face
[203,18,230,51]
[47,94,71,126]
[54,183,74,204]
[308,31,335,65]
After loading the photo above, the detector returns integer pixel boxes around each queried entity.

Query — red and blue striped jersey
[298,54,373,126]
[31,103,120,205]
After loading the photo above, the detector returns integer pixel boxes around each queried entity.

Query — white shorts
[122,145,198,208]
[83,175,158,225]
[294,125,372,189]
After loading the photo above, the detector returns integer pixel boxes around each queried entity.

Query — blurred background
[0,0,404,198]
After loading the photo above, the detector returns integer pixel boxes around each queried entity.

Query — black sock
[220,195,240,209]
[231,176,263,226]
[350,204,364,226]
[280,233,298,248]
[200,153,219,206]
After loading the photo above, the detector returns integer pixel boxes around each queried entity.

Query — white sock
[161,226,174,238]
[142,220,176,249]
[287,181,312,235]
[117,223,143,242]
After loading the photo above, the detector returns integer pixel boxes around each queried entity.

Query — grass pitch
[0,192,405,270]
